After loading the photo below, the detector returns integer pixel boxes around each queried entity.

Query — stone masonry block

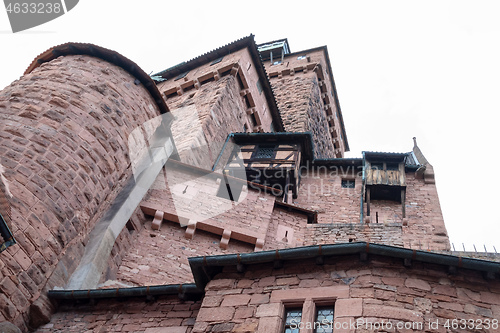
[405,278,431,291]
[363,304,422,322]
[206,279,236,291]
[257,316,281,333]
[220,294,251,307]
[256,303,282,318]
[145,328,187,333]
[196,306,235,322]
[334,298,362,318]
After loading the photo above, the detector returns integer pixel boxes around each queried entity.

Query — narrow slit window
[249,112,257,127]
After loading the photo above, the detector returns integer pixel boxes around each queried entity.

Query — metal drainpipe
[360,152,366,224]
[212,133,234,172]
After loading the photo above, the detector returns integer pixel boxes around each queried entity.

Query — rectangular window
[386,163,400,171]
[255,146,276,159]
[370,162,384,170]
[314,305,334,333]
[283,308,302,333]
[341,179,355,188]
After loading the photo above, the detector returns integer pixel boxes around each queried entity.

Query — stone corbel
[230,65,240,76]
[220,229,232,249]
[423,166,436,184]
[151,210,165,230]
[254,238,265,252]
[185,220,196,239]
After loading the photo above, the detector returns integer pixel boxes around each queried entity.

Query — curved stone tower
[0,43,168,330]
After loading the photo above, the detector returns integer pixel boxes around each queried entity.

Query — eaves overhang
[188,242,500,290]
[48,242,500,303]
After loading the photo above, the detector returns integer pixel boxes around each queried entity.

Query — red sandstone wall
[114,166,276,285]
[0,54,161,329]
[34,296,200,333]
[264,206,308,250]
[103,205,149,286]
[264,49,345,157]
[193,256,500,333]
[402,174,450,251]
[294,168,362,224]
[156,48,275,169]
[115,219,254,286]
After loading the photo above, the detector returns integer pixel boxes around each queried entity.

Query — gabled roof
[152,35,285,132]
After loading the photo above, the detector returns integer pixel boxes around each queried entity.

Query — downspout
[360,152,366,224]
[212,133,234,172]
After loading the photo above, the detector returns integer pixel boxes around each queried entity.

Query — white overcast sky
[1,0,499,251]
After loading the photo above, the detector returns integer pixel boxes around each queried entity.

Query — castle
[0,35,498,332]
